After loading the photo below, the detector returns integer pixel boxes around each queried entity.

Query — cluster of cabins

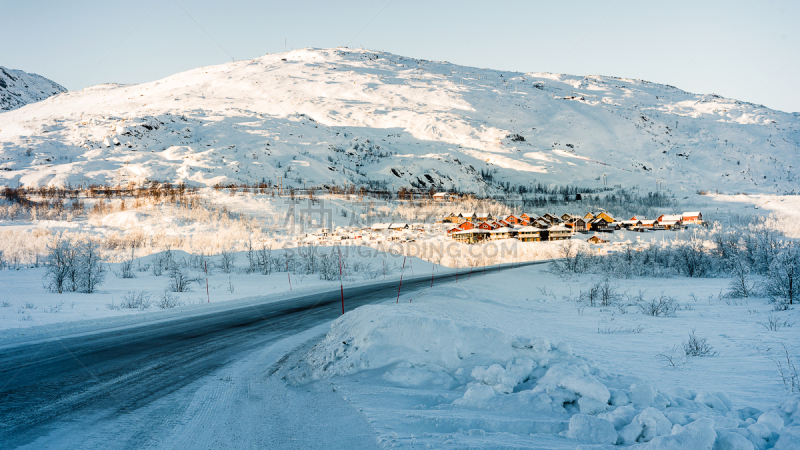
[442,211,704,245]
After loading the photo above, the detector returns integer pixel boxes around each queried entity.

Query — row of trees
[552,226,800,307]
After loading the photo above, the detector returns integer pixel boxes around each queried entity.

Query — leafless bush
[168,266,197,292]
[1,301,11,308]
[598,325,644,334]
[725,256,755,298]
[151,249,174,276]
[22,301,36,310]
[550,240,590,274]
[638,293,678,317]
[759,313,794,331]
[44,301,65,313]
[108,291,151,310]
[657,353,685,368]
[682,329,715,357]
[155,291,183,309]
[218,248,236,274]
[117,257,135,278]
[772,343,799,393]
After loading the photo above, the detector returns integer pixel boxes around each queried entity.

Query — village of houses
[299,207,704,251]
[442,210,704,245]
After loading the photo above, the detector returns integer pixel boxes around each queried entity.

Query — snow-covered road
[0,260,549,449]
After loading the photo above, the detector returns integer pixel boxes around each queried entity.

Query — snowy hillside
[0,48,798,194]
[0,66,66,112]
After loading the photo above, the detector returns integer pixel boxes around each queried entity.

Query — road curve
[0,260,550,449]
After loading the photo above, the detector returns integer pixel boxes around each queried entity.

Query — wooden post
[396,257,406,304]
[431,263,435,288]
[339,247,344,314]
[205,260,209,303]
[287,260,292,290]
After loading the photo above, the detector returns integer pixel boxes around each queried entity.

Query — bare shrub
[118,258,135,279]
[44,301,65,313]
[550,240,590,274]
[638,293,678,317]
[108,291,151,310]
[682,329,715,357]
[725,256,755,298]
[168,266,197,292]
[598,325,643,334]
[759,313,794,331]
[771,343,799,393]
[218,248,236,274]
[152,249,174,276]
[156,291,183,309]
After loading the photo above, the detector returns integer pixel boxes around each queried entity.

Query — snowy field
[0,247,433,342]
[286,264,800,449]
[1,189,799,449]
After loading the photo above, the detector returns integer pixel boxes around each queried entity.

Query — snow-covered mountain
[0,48,798,194]
[0,67,66,112]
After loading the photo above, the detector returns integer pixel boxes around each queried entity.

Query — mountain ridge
[0,47,797,194]
[0,66,66,112]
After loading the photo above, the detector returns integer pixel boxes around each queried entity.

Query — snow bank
[298,304,800,448]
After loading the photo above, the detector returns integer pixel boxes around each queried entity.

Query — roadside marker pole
[469,266,472,279]
[383,259,385,279]
[396,256,406,304]
[287,260,292,290]
[205,260,209,303]
[338,246,344,314]
[456,264,458,282]
[431,263,435,287]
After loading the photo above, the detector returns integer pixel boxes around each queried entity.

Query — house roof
[549,224,571,231]
[451,229,490,235]
[515,226,544,233]
[490,227,514,233]
[371,223,391,229]
[659,214,682,221]
[682,212,701,217]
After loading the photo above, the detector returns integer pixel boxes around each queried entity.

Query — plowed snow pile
[289,268,800,449]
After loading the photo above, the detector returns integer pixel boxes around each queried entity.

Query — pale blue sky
[1,0,798,112]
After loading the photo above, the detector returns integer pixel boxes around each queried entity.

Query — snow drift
[296,304,800,449]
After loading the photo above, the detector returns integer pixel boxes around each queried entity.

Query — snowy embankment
[289,265,800,449]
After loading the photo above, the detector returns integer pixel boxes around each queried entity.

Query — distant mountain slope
[0,48,797,194]
[0,67,66,112]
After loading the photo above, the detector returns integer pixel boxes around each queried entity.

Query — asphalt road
[0,260,549,449]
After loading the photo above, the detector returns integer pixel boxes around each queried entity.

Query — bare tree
[765,247,800,307]
[44,234,77,293]
[77,239,105,293]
